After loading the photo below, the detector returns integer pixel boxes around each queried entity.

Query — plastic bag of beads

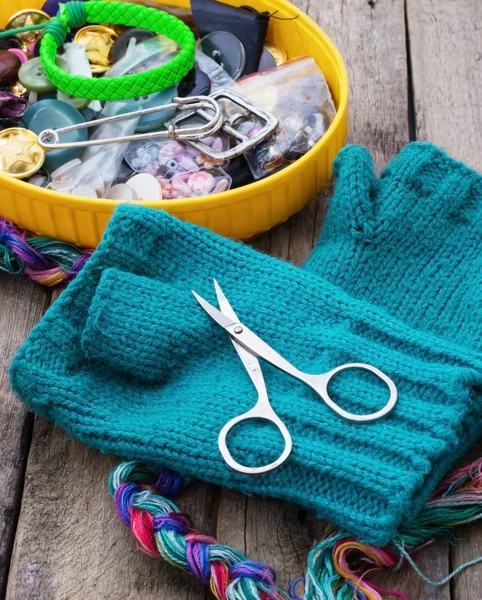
[157,167,232,199]
[125,134,230,177]
[236,57,336,180]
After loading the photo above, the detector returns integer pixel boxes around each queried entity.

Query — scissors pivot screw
[234,326,243,334]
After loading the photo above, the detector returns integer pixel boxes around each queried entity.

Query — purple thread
[155,468,183,497]
[153,513,192,535]
[114,482,139,527]
[186,536,211,584]
[230,560,277,586]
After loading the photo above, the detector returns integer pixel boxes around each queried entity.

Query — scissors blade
[213,278,240,323]
[213,280,269,398]
[191,290,236,329]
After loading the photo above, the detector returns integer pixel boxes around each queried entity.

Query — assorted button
[0,127,45,178]
[23,99,87,170]
[74,26,118,74]
[197,32,246,80]
[178,68,212,98]
[0,51,22,86]
[6,10,50,50]
[19,56,69,93]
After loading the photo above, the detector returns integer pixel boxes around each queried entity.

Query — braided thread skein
[110,458,482,600]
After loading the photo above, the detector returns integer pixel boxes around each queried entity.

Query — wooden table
[1,1,481,598]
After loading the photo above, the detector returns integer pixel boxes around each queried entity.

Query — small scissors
[192,280,398,475]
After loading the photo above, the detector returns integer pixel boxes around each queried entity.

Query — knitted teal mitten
[10,205,482,546]
[304,142,482,350]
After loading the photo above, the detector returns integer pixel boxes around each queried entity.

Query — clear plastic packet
[236,57,336,179]
[157,167,231,199]
[125,133,230,177]
[47,103,139,198]
[105,35,178,78]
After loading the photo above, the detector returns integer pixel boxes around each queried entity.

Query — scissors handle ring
[319,362,398,422]
[218,407,293,475]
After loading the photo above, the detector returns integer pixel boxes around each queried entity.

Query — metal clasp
[169,88,279,161]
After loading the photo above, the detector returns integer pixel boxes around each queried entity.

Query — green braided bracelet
[40,1,196,101]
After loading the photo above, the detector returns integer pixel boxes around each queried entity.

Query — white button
[108,183,138,201]
[126,173,162,201]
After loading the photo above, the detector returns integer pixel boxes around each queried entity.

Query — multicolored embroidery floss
[110,457,482,600]
[0,218,92,285]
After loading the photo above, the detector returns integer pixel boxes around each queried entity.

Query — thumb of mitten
[304,145,377,276]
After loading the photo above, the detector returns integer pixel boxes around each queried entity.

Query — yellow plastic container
[0,0,348,247]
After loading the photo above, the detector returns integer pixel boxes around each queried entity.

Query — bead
[187,171,215,195]
[0,51,21,86]
[19,56,69,93]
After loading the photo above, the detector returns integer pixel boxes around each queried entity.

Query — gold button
[264,42,288,66]
[74,26,119,74]
[6,9,50,50]
[0,128,45,178]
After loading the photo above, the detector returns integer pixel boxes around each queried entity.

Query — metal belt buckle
[169,88,279,161]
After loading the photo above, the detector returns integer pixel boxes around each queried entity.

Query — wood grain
[407,1,482,597]
[0,275,48,597]
[407,0,482,171]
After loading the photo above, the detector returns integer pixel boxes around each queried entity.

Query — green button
[18,56,68,93]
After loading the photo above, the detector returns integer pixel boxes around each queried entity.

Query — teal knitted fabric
[305,142,482,350]
[10,205,482,546]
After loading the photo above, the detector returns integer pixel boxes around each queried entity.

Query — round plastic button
[178,68,211,97]
[7,48,28,65]
[19,56,69,93]
[0,51,21,86]
[197,32,246,80]
[23,99,87,171]
[126,173,162,200]
[108,183,138,201]
[109,85,178,133]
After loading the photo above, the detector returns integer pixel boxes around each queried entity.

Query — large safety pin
[37,95,224,150]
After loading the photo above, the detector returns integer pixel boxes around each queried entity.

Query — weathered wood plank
[407,0,482,171]
[407,1,482,597]
[0,274,48,597]
[6,289,220,600]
